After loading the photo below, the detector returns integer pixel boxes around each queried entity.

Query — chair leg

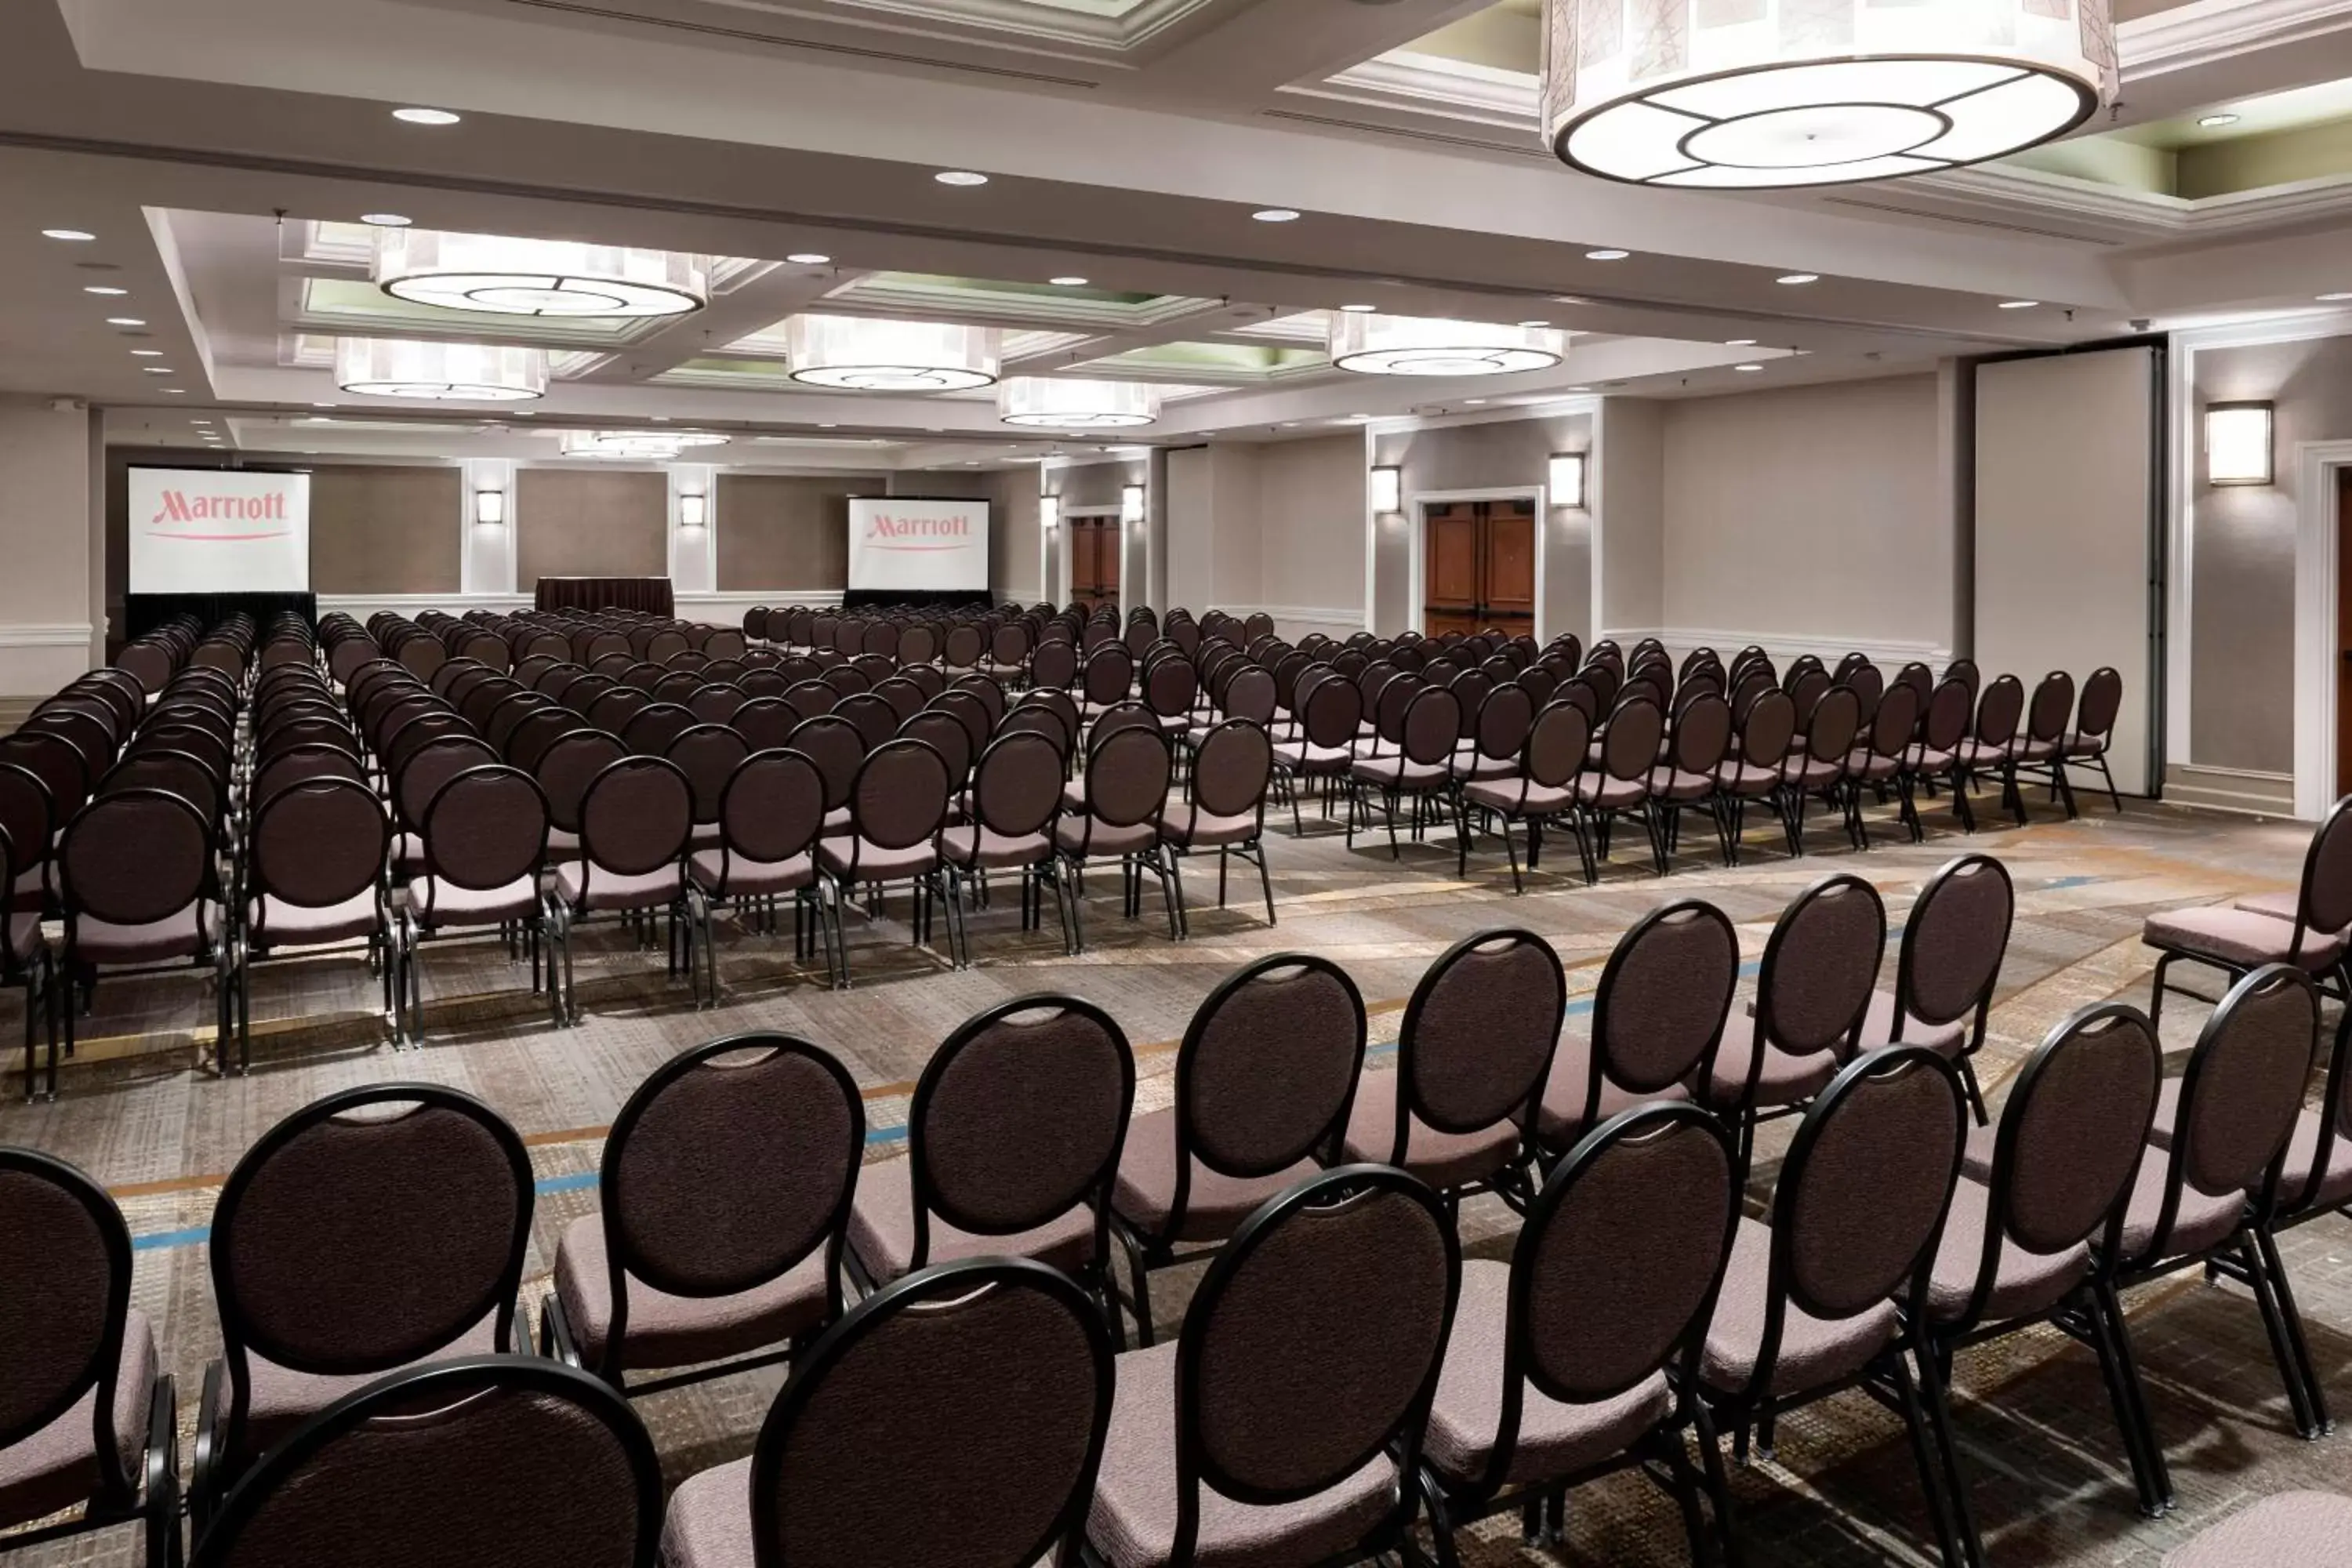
[2098,753,2123,812]
[1889,1348,1968,1568]
[2147,953,2171,1032]
[2238,1235,2325,1439]
[2092,1276,2173,1514]
[1691,1399,1747,1568]
[1911,1323,1986,1568]
[2255,1225,2332,1434]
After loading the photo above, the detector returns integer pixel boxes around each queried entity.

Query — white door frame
[2292,440,2352,818]
[1404,485,1548,641]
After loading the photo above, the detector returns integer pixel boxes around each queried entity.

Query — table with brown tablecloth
[532,577,675,615]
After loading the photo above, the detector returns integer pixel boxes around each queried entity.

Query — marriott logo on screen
[147,489,290,539]
[863,510,975,550]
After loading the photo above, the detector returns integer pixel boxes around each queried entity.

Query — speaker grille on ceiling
[497,0,1105,89]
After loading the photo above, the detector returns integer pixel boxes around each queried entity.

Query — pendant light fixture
[783,316,1000,390]
[375,230,708,317]
[558,429,729,459]
[1328,314,1567,376]
[333,337,549,400]
[1542,0,2117,187]
[997,377,1161,428]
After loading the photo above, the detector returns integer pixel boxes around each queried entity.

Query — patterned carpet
[0,786,2341,1566]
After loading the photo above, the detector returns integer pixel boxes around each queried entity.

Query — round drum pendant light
[558,430,729,459]
[333,337,548,400]
[997,377,1161,428]
[1541,0,2116,187]
[783,316,1000,390]
[1328,315,1567,377]
[375,230,707,317]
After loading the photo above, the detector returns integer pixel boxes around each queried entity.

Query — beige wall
[1,400,100,693]
[1370,412,1592,641]
[1597,401,1663,637]
[309,465,463,595]
[1255,434,1365,634]
[991,474,1042,603]
[1659,374,1946,650]
[714,474,876,592]
[514,469,668,588]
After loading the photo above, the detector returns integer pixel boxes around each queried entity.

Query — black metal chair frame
[2144,793,2352,1031]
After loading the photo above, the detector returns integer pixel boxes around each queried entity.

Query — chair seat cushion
[249,891,380,948]
[1451,753,1517,782]
[1702,1218,1895,1398]
[1340,1071,1522,1191]
[1349,757,1447,788]
[546,826,582,863]
[2142,906,2347,971]
[1922,1175,2089,1324]
[2118,1142,2245,1261]
[556,862,684,913]
[1160,804,1258,849]
[1462,779,1573,815]
[552,1215,830,1374]
[941,826,1051,869]
[846,1155,1096,1285]
[1782,758,1843,790]
[2163,1491,2352,1568]
[1707,1029,1839,1110]
[1055,818,1156,857]
[1272,742,1352,773]
[1536,1031,1687,1148]
[1959,740,2011,766]
[1577,775,1646,811]
[1425,1259,1671,1486]
[409,876,539,929]
[2062,732,2107,759]
[0,1308,154,1530]
[659,1456,755,1568]
[689,848,814,898]
[2274,1109,2352,1216]
[1719,763,1780,797]
[1654,768,1715,802]
[815,836,939,882]
[73,902,216,965]
[1111,1107,1316,1246]
[2232,890,2350,940]
[211,1313,499,1465]
[1853,990,1967,1058]
[2016,738,2061,762]
[1087,1340,1396,1568]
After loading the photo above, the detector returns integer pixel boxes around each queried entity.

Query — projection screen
[128,467,312,594]
[848,496,990,593]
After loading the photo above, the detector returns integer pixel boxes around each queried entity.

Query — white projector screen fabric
[129,468,312,594]
[848,497,989,593]
[1974,347,2155,796]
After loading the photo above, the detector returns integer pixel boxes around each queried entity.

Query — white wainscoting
[2161,763,2296,818]
[0,623,97,696]
[1218,604,1367,641]
[1599,626,1955,666]
[318,590,846,626]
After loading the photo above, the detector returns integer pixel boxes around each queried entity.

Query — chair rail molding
[1602,626,1955,666]
[0,622,100,698]
[2291,440,2352,819]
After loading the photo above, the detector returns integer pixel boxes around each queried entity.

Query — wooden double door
[1070,515,1120,615]
[1423,499,1535,640]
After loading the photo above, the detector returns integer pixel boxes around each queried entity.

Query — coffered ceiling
[7,0,2352,468]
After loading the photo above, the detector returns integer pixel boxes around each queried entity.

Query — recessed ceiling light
[1776,274,1820,285]
[105,317,143,326]
[141,366,172,374]
[1516,320,1550,328]
[1339,303,1377,313]
[1584,249,1629,261]
[361,213,411,227]
[83,285,126,296]
[299,416,332,424]
[2319,292,2352,303]
[1734,363,1765,372]
[1726,338,1757,346]
[2199,113,2241,128]
[1567,385,1592,392]
[818,423,838,429]
[163,389,185,395]
[650,415,670,423]
[42,228,94,242]
[1464,397,1487,405]
[786,252,831,265]
[1251,209,1301,223]
[934,170,989,186]
[130,348,161,357]
[312,401,335,408]
[1050,276,1088,287]
[393,107,461,125]
[1998,299,2040,309]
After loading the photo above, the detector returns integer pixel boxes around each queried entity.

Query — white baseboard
[1218,603,1367,639]
[1601,626,1955,666]
[2163,763,2297,818]
[0,623,96,697]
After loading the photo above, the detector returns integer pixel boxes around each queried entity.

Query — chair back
[579,757,692,877]
[1173,1167,1454,1558]
[592,1035,862,1373]
[1922,677,1972,753]
[1867,679,1921,758]
[1973,674,2024,748]
[1599,697,1663,783]
[1396,928,1565,1140]
[1483,1106,1734,1491]
[0,1149,138,1500]
[2170,965,2314,1209]
[1803,685,1860,768]
[395,735,499,833]
[2293,793,2352,938]
[1896,853,2013,1032]
[718,750,826,866]
[1758,1048,1962,1379]
[1190,720,1272,825]
[2076,667,2123,742]
[250,777,387,916]
[747,1259,1112,1568]
[1401,687,1462,768]
[969,731,1065,840]
[1077,725,1170,833]
[419,766,549,895]
[847,739,950,853]
[1525,702,1588,791]
[2027,671,2075,744]
[209,1085,533,1461]
[191,1357,660,1568]
[1669,692,1732,775]
[666,724,751,825]
[1588,901,1738,1105]
[789,716,866,815]
[535,731,628,836]
[1736,689,1797,771]
[1299,676,1362,750]
[1175,955,1365,1193]
[1750,874,1884,1062]
[903,996,1133,1270]
[61,788,210,927]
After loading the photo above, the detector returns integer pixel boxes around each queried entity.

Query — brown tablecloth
[533,577,675,615]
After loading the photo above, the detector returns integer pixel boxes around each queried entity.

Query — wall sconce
[1121,482,1145,524]
[1370,464,1402,514]
[1548,452,1588,510]
[1040,492,1061,532]
[2205,401,2274,486]
[678,492,709,528]
[473,488,506,526]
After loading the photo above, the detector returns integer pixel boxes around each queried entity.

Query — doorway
[1066,512,1120,615]
[1421,497,1536,639]
[2337,466,2352,796]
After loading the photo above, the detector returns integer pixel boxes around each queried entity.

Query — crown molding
[2116,0,2352,77]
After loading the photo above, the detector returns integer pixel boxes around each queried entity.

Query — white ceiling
[6,0,2352,466]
